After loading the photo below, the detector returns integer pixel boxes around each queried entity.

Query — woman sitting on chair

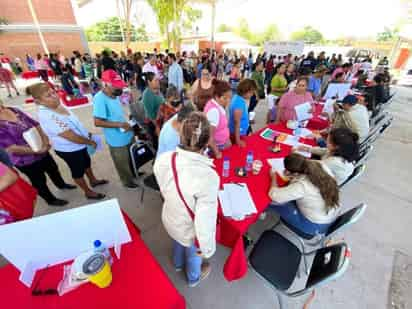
[297,128,359,186]
[269,153,340,236]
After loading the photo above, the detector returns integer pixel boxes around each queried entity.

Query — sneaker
[188,262,211,288]
[48,199,69,207]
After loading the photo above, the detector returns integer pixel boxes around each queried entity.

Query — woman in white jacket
[154,112,219,287]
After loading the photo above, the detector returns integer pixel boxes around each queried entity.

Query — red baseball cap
[101,69,127,88]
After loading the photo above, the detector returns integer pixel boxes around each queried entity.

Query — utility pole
[27,0,49,55]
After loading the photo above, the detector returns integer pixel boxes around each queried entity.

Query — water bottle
[223,157,230,178]
[246,151,253,172]
[94,240,113,265]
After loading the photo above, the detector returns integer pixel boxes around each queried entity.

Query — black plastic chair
[249,230,351,309]
[271,203,367,275]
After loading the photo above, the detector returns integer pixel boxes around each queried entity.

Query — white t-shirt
[38,106,88,152]
[349,104,370,142]
[206,102,226,127]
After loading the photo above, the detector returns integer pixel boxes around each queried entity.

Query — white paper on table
[219,184,257,220]
[91,134,103,151]
[294,102,313,122]
[0,199,132,286]
[323,83,351,100]
[322,99,335,116]
[295,128,313,138]
[294,143,312,158]
[19,260,43,287]
[267,158,285,177]
[114,243,122,260]
[278,134,300,147]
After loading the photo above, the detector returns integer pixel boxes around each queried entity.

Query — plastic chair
[249,230,351,309]
[340,164,366,188]
[271,203,367,275]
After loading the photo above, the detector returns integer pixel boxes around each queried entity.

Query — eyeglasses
[31,265,58,297]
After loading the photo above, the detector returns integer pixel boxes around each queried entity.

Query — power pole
[27,0,49,55]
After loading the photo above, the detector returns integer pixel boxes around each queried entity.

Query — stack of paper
[294,143,312,158]
[219,184,257,220]
[294,128,313,138]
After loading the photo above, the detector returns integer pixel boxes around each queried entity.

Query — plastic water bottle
[94,240,113,264]
[246,151,253,172]
[223,157,230,178]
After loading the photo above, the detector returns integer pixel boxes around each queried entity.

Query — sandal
[86,193,106,200]
[91,180,109,188]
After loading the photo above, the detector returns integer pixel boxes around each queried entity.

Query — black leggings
[17,153,67,203]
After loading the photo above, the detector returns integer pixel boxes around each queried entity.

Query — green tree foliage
[147,0,202,50]
[250,24,280,46]
[291,26,324,43]
[377,26,399,42]
[217,24,232,33]
[235,18,252,41]
[85,17,149,42]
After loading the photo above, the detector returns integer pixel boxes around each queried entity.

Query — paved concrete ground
[1,80,411,309]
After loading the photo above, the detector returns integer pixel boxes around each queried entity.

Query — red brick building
[0,0,89,68]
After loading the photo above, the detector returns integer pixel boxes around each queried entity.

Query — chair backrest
[326,203,367,239]
[340,164,366,188]
[301,243,351,293]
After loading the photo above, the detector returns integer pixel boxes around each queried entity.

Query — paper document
[267,158,285,176]
[267,94,278,110]
[260,128,280,141]
[219,184,257,220]
[0,199,132,287]
[294,102,313,122]
[91,134,103,151]
[276,133,299,147]
[294,143,312,158]
[294,128,313,138]
[322,99,335,116]
[323,83,351,100]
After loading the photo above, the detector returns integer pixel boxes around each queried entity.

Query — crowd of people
[0,46,392,293]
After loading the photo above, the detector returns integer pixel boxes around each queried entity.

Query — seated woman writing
[268,153,340,236]
[275,77,314,123]
[297,128,359,186]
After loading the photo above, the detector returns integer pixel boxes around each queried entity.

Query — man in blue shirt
[93,69,137,188]
[167,53,184,93]
[308,65,327,99]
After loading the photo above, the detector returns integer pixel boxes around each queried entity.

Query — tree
[251,24,280,46]
[235,18,252,41]
[217,23,232,33]
[291,26,324,44]
[85,17,149,42]
[147,0,202,50]
[377,26,399,42]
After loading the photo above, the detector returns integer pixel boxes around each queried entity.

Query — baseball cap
[101,69,127,88]
[341,95,358,105]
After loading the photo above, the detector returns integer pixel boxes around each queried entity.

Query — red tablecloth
[215,107,328,281]
[0,213,186,309]
[21,70,54,80]
[57,90,89,107]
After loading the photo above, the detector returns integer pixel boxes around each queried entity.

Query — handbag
[0,171,37,221]
[171,152,201,250]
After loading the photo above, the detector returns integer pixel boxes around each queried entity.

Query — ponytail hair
[180,112,210,152]
[284,153,339,210]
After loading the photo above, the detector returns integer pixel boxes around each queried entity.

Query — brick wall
[0,32,86,69]
[0,0,76,24]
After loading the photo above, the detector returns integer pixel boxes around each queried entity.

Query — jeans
[108,143,135,186]
[269,201,331,236]
[173,240,202,284]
